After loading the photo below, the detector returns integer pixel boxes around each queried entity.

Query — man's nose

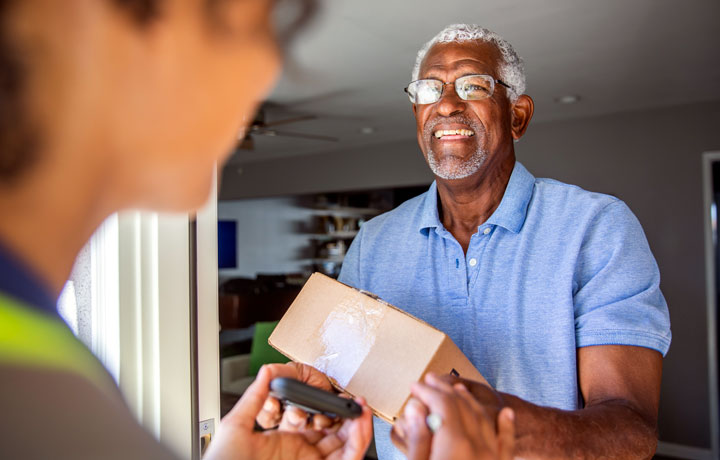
[435,83,466,117]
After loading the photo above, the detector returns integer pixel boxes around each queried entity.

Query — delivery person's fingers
[257,396,282,429]
[315,398,373,460]
[400,398,432,460]
[225,365,274,432]
[267,362,334,391]
[313,413,335,430]
[279,405,310,431]
[257,362,335,430]
[496,407,516,460]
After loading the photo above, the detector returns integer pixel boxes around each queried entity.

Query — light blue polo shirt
[338,161,671,460]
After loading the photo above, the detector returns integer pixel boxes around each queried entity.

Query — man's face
[413,41,515,181]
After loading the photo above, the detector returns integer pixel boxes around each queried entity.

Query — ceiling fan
[238,103,339,150]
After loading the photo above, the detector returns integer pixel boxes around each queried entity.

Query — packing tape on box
[313,293,386,388]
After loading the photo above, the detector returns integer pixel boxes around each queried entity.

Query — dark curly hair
[0,0,36,183]
[0,0,159,183]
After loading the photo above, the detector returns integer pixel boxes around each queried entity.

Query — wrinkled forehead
[419,40,503,79]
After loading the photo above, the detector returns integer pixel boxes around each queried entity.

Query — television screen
[218,220,237,269]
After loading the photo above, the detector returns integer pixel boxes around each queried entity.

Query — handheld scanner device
[269,377,363,419]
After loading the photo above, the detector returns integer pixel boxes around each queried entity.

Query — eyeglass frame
[404,74,513,105]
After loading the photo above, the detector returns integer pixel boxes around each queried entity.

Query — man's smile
[433,128,475,140]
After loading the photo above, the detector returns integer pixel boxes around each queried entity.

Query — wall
[220,139,434,200]
[220,100,720,449]
[517,101,720,449]
[218,197,316,280]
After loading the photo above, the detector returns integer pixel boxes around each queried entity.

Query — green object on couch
[249,321,289,376]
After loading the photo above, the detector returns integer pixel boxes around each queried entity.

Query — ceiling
[227,0,720,165]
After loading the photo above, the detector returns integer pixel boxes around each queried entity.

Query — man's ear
[510,95,534,140]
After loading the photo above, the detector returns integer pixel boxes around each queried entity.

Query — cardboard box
[269,273,488,423]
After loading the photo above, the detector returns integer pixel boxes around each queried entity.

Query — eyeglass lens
[408,75,495,104]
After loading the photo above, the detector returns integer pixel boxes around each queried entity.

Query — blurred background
[215,0,720,459]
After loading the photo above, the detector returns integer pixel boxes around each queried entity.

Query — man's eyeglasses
[404,74,512,105]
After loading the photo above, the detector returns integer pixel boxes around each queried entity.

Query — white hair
[412,24,526,102]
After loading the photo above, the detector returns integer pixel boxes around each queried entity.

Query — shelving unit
[302,198,389,278]
[306,231,359,240]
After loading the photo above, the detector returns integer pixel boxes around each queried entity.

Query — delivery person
[0,0,373,458]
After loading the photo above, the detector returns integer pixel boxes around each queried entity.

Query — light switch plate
[199,419,215,457]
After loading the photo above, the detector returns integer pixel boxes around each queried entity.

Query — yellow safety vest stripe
[0,293,110,388]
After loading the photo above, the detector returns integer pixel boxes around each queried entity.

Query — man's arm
[455,344,661,459]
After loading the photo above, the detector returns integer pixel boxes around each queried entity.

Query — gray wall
[517,101,720,449]
[220,100,720,449]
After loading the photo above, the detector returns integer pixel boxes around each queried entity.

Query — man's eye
[465,85,489,92]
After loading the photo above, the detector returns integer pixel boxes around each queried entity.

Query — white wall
[220,100,720,450]
[218,198,316,280]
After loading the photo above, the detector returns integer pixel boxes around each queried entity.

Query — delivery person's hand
[257,362,339,431]
[391,373,515,460]
[205,364,373,460]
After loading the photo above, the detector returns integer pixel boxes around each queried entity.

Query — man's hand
[205,365,373,460]
[391,373,515,460]
[256,362,338,431]
[395,346,661,460]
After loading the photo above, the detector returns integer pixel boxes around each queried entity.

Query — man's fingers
[432,372,462,388]
[279,405,310,431]
[424,373,457,394]
[409,381,463,433]
[390,420,408,455]
[256,396,282,429]
[226,365,273,431]
[402,398,432,460]
[453,383,496,444]
[497,407,516,460]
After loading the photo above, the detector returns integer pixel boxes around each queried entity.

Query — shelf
[307,231,359,240]
[298,255,346,264]
[311,206,382,217]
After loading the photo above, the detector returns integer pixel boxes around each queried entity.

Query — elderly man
[337,24,671,459]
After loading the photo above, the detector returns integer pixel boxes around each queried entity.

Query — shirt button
[483,227,491,235]
[468,258,478,267]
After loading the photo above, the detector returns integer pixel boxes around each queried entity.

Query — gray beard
[426,147,487,180]
[423,116,487,180]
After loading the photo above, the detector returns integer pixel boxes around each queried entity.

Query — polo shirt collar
[0,237,58,315]
[486,161,535,234]
[418,181,442,232]
[417,161,535,234]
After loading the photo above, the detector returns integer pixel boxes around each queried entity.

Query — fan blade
[271,89,356,108]
[256,129,338,142]
[262,114,317,127]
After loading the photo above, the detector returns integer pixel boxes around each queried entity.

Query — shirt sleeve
[573,200,671,356]
[338,226,364,289]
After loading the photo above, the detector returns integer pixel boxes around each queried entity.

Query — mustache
[423,116,484,137]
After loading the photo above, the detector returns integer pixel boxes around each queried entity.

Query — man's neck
[436,156,515,252]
